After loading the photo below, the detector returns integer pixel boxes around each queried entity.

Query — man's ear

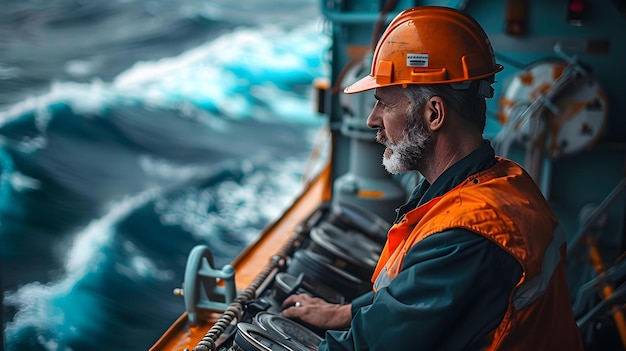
[426,96,445,131]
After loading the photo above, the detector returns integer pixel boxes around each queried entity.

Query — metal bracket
[178,245,237,326]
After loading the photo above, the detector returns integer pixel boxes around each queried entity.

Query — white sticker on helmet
[407,54,429,67]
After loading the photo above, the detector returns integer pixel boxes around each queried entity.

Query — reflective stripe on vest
[373,226,566,294]
[513,225,565,310]
[373,266,391,291]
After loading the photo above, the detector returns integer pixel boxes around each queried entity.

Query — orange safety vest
[372,157,583,350]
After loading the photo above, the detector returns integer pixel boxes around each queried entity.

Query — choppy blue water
[0,1,329,350]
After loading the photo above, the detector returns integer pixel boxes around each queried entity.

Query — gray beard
[380,124,431,174]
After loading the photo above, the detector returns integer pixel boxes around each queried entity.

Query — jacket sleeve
[349,291,374,315]
[318,229,522,351]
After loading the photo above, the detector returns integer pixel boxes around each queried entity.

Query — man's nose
[366,106,381,129]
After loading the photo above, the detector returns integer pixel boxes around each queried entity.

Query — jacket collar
[394,140,497,223]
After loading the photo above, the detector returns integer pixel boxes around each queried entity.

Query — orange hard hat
[344,6,503,94]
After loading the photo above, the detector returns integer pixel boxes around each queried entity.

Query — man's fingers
[281,305,301,318]
[282,293,318,309]
[282,294,303,308]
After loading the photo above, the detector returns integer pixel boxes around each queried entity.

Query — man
[282,6,583,351]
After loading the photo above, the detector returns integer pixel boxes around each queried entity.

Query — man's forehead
[375,86,408,102]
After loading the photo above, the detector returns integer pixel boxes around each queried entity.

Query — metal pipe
[587,238,626,348]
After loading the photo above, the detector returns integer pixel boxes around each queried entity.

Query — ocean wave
[1,1,327,350]
[4,189,164,351]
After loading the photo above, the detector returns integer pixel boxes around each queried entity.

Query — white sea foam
[154,157,308,255]
[0,20,328,135]
[0,81,113,130]
[112,22,329,121]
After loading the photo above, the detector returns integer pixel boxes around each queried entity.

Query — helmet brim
[343,75,379,94]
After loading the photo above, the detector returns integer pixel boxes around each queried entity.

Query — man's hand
[281,294,352,330]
